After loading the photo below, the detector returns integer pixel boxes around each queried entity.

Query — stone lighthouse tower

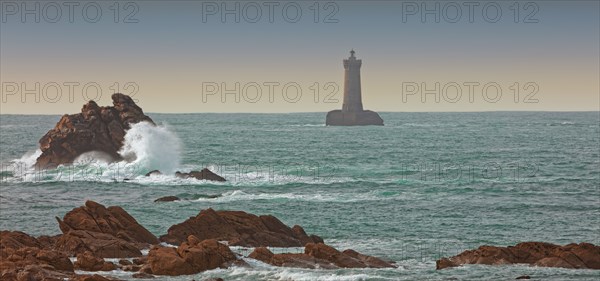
[342,50,364,112]
[326,50,383,126]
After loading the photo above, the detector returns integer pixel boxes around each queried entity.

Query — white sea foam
[119,122,181,174]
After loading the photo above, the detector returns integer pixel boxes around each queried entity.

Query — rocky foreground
[0,201,394,280]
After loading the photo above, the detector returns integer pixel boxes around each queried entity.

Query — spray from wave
[118,122,181,174]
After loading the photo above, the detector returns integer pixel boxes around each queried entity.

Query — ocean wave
[190,189,405,203]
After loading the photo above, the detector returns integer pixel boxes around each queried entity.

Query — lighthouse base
[325,110,384,126]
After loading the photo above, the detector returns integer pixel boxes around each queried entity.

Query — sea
[1,112,599,281]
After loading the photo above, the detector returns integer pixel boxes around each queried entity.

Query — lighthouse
[326,50,383,126]
[342,50,364,112]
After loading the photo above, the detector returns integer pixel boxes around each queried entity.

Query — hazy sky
[1,1,598,114]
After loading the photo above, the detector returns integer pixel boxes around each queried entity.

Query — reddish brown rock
[160,208,322,247]
[249,247,337,269]
[54,230,142,258]
[342,249,396,268]
[35,93,154,169]
[0,231,42,252]
[132,272,154,279]
[436,242,600,270]
[58,200,158,245]
[0,246,74,280]
[248,243,395,269]
[175,168,226,182]
[53,201,157,258]
[73,274,121,281]
[75,251,117,271]
[148,236,238,276]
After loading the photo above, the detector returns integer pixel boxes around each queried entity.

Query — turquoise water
[1,112,599,280]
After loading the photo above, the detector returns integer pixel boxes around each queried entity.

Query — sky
[0,0,599,114]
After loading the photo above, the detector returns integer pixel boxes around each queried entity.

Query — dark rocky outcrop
[35,93,154,168]
[326,110,384,126]
[159,208,322,247]
[145,170,162,177]
[436,242,600,270]
[175,168,226,182]
[147,236,238,276]
[154,196,180,202]
[248,243,395,269]
[55,200,158,258]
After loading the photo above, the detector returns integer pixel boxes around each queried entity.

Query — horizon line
[1,110,599,116]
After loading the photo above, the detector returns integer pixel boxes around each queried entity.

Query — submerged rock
[175,168,226,182]
[145,170,162,177]
[159,208,322,247]
[154,196,180,202]
[436,242,600,270]
[147,236,238,276]
[35,93,154,169]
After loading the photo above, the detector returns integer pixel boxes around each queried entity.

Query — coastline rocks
[147,236,238,276]
[54,200,158,258]
[159,208,322,247]
[436,242,600,270]
[35,93,154,169]
[175,168,226,182]
[248,243,395,269]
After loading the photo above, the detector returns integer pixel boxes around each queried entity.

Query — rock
[54,230,142,258]
[58,200,159,245]
[145,170,162,176]
[121,264,141,272]
[73,274,120,281]
[132,257,147,265]
[0,246,74,280]
[159,208,322,247]
[436,242,600,270]
[516,276,531,279]
[175,168,226,182]
[2,264,73,281]
[132,272,155,279]
[54,201,157,258]
[118,259,132,266]
[74,251,117,271]
[154,196,180,202]
[148,237,238,276]
[249,247,336,269]
[342,249,395,268]
[248,243,394,269]
[0,231,42,252]
[35,93,154,169]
